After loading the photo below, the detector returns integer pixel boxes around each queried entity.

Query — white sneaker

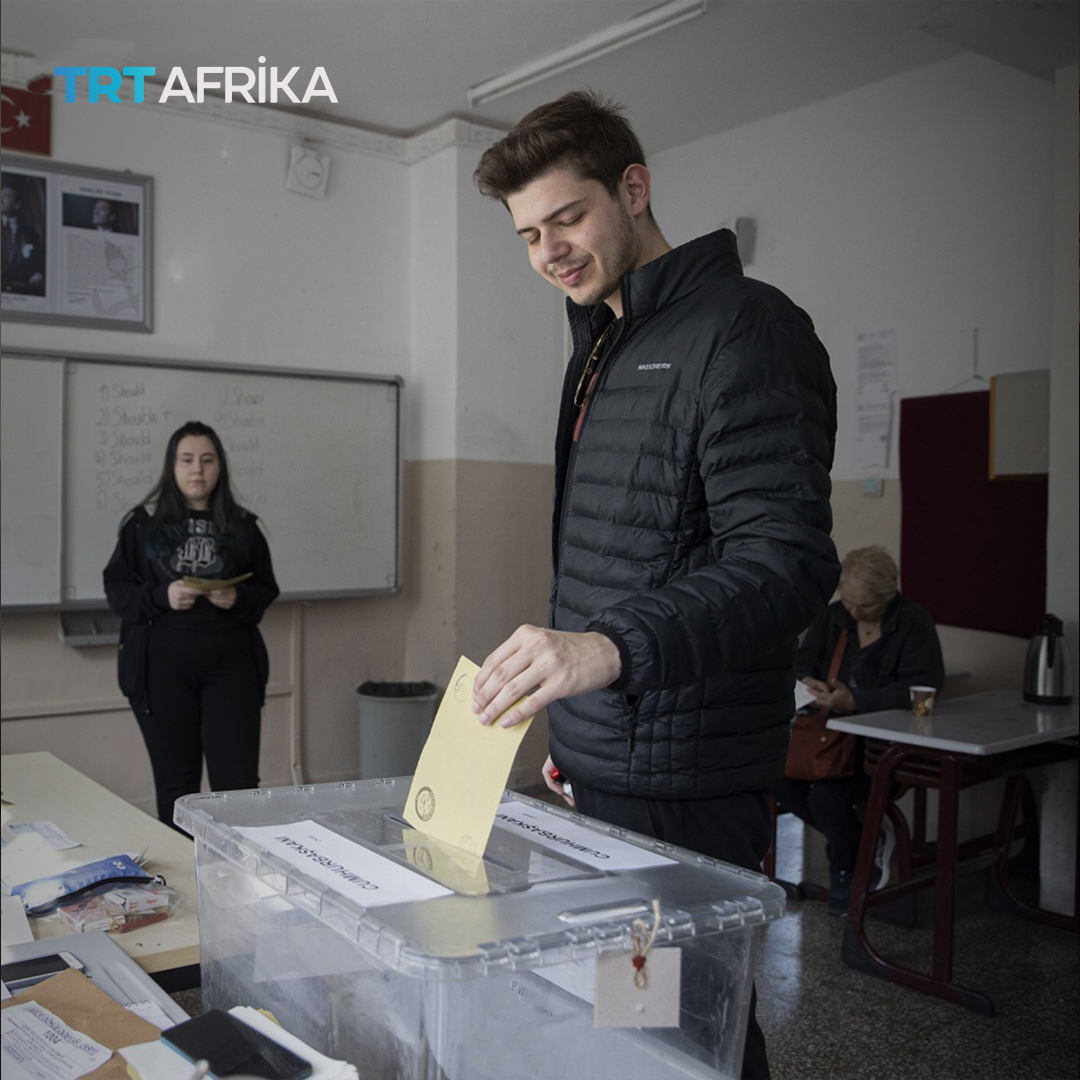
[873,818,896,890]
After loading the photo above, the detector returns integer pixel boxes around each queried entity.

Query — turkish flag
[1,76,53,156]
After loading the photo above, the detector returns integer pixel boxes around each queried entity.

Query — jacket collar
[566,228,744,352]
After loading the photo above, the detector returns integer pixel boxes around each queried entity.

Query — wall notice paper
[854,328,898,471]
[404,655,533,856]
[495,798,676,871]
[1,967,159,1080]
[235,821,452,908]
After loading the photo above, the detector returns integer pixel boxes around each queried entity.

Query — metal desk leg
[842,746,995,1015]
[985,773,1079,933]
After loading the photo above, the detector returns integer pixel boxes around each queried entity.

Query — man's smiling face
[508,166,642,314]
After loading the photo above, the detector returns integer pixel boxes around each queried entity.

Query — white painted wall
[2,95,413,382]
[1047,63,1079,655]
[1040,63,1079,914]
[649,53,1056,481]
[406,137,564,464]
[457,148,566,465]
[408,143,461,462]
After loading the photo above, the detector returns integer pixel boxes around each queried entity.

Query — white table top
[1,751,199,975]
[827,690,1079,755]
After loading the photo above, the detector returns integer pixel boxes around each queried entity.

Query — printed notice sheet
[236,821,452,907]
[495,798,676,871]
[854,328,898,471]
[1,1001,111,1080]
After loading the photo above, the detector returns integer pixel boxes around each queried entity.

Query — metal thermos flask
[1023,613,1074,705]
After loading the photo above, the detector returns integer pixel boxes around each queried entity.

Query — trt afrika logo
[53,59,337,105]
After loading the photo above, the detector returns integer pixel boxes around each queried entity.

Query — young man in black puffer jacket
[471,90,840,1080]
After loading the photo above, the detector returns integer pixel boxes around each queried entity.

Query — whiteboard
[1,353,401,608]
[1,357,64,605]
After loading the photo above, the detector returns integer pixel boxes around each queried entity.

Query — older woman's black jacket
[797,594,945,714]
[548,229,839,799]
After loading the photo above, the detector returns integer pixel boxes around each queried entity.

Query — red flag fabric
[1,77,53,156]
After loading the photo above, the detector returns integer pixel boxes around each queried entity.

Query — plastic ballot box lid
[175,779,784,978]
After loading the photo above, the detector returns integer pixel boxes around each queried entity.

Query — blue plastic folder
[12,854,153,915]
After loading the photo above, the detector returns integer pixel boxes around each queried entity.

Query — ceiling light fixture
[467,0,709,108]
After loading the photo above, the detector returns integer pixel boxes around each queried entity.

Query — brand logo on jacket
[53,60,337,106]
[637,362,672,371]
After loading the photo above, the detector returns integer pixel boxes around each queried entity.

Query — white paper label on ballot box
[236,821,452,907]
[496,798,677,870]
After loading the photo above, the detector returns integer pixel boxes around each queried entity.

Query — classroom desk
[1,751,200,991]
[828,691,1078,1015]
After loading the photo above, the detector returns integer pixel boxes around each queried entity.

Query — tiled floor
[170,807,1079,1079]
[758,813,1079,1079]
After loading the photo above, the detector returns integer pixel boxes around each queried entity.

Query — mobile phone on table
[1,951,85,991]
[161,1009,312,1080]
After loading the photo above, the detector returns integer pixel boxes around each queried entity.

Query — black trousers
[771,772,872,872]
[571,782,773,1080]
[139,624,263,826]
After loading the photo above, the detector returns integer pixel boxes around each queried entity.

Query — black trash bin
[356,681,438,780]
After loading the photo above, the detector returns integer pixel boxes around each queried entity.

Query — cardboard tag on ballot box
[404,656,532,857]
[594,948,682,1028]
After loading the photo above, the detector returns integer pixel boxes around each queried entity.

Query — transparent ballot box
[175,780,785,1080]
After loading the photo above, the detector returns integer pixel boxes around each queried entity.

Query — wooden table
[828,690,1078,1015]
[1,751,200,990]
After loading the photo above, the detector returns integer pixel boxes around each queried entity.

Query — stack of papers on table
[1,967,357,1079]
[1,967,161,1080]
[120,1005,358,1079]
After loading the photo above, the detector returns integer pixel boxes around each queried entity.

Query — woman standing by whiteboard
[104,421,279,826]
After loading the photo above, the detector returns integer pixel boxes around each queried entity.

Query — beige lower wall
[400,458,554,787]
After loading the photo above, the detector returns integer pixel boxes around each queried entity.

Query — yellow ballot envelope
[404,656,533,856]
[401,827,490,895]
[182,572,253,591]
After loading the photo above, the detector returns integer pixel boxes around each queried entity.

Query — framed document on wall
[1,155,152,332]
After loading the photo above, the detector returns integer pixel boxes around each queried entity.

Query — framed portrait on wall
[1,155,152,332]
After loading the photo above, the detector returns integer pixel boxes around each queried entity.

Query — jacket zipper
[556,320,625,563]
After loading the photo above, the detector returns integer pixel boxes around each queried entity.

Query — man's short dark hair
[474,89,647,203]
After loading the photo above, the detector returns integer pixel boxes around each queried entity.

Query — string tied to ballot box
[630,899,662,989]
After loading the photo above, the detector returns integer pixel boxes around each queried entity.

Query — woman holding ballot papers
[104,421,279,825]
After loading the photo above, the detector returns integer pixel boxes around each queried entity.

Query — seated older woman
[772,545,945,915]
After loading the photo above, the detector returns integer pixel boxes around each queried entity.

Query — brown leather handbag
[785,630,858,782]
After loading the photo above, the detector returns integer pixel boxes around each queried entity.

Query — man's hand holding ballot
[472,626,622,729]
